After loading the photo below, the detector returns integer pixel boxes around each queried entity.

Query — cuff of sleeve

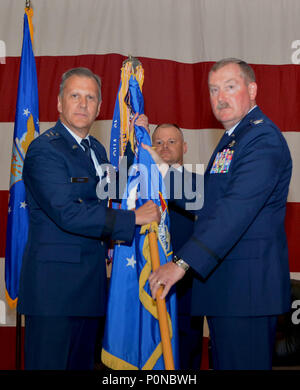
[101,208,135,243]
[178,236,221,279]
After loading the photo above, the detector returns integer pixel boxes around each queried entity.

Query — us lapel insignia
[72,144,78,149]
[228,140,236,148]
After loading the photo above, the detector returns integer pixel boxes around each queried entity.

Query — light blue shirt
[226,105,257,136]
[62,123,103,178]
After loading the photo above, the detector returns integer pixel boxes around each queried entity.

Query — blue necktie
[81,138,92,161]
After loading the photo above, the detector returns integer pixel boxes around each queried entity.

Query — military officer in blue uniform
[151,123,203,369]
[148,58,292,370]
[17,67,160,370]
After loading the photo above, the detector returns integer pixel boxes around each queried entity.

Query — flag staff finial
[24,1,34,44]
[123,55,141,72]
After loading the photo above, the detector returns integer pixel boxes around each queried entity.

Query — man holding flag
[147,58,292,370]
[17,66,160,370]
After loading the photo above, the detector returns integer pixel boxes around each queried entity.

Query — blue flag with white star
[5,9,39,309]
[101,61,179,370]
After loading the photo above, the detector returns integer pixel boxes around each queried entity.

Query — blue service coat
[167,168,200,309]
[168,168,203,369]
[177,107,293,317]
[168,168,198,254]
[18,120,135,317]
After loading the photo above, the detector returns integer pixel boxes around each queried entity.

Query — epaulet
[42,129,61,141]
[250,118,264,125]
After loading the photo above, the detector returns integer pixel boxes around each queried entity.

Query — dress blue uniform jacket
[168,168,199,312]
[168,169,203,368]
[177,107,292,317]
[18,120,136,317]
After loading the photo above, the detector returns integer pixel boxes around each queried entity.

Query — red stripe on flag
[1,55,300,131]
[285,202,300,272]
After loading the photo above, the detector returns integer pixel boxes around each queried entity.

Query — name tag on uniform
[210,149,234,174]
[71,177,89,183]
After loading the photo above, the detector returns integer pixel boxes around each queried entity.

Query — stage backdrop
[0,0,299,334]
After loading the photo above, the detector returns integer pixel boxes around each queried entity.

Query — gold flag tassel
[118,55,144,157]
[25,1,34,44]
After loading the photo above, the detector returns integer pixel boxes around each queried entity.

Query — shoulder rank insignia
[252,119,264,125]
[44,129,60,139]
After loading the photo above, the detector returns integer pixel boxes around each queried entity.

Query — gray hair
[59,67,102,102]
[209,58,256,84]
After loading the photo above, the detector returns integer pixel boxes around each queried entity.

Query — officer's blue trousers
[207,315,278,370]
[24,315,101,370]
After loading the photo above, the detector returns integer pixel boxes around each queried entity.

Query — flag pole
[16,312,22,369]
[148,223,175,370]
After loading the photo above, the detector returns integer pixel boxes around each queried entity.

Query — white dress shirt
[62,123,103,178]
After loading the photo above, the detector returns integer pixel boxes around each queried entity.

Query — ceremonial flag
[101,59,179,370]
[5,7,39,309]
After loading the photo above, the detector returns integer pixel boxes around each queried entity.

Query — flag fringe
[5,289,18,310]
[101,348,138,370]
[101,341,163,370]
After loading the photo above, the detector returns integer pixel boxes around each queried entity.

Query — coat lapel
[53,120,97,176]
[206,106,263,174]
[89,136,108,165]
